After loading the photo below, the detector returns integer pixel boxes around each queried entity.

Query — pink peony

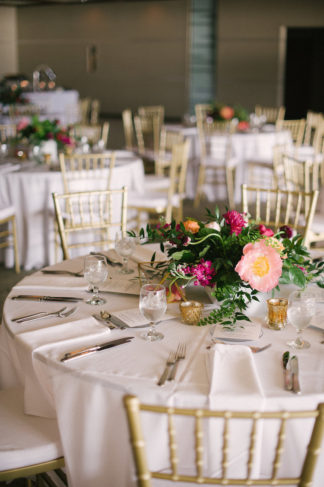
[224,210,246,235]
[17,117,30,131]
[235,240,283,292]
[259,224,274,237]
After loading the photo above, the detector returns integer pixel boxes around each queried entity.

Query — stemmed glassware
[115,232,136,274]
[84,254,108,305]
[139,284,167,341]
[287,289,316,349]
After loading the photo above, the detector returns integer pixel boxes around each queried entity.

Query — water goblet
[115,232,136,274]
[84,254,108,305]
[287,289,316,349]
[139,284,167,341]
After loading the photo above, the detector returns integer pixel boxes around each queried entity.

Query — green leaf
[289,266,307,288]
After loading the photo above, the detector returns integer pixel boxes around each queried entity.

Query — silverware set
[157,343,186,386]
[12,306,77,323]
[282,351,301,394]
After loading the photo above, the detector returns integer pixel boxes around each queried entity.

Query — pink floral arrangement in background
[16,115,75,151]
[135,208,324,328]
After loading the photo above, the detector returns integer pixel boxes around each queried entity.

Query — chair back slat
[271,417,286,478]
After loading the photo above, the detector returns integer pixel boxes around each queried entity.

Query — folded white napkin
[13,272,87,291]
[205,344,264,400]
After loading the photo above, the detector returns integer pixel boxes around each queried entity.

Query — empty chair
[0,388,65,487]
[52,187,128,259]
[134,112,163,167]
[276,118,306,147]
[138,105,164,126]
[194,115,236,209]
[304,110,324,147]
[78,97,91,124]
[254,104,285,124]
[124,394,324,487]
[154,126,184,176]
[59,151,116,193]
[90,98,100,125]
[71,121,109,150]
[122,109,136,151]
[128,140,190,230]
[0,123,16,142]
[241,184,319,248]
[0,203,19,273]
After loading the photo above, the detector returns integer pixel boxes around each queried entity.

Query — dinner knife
[282,351,292,391]
[290,356,301,394]
[60,336,134,362]
[11,295,83,302]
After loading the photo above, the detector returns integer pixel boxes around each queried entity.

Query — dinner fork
[207,340,271,353]
[15,306,77,324]
[157,351,177,386]
[41,269,84,277]
[168,343,186,381]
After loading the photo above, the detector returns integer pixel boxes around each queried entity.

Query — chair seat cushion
[0,388,63,471]
[144,175,170,191]
[0,205,16,220]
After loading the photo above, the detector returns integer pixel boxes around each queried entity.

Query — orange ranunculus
[183,220,200,234]
[219,106,234,120]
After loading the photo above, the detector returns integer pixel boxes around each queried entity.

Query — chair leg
[11,214,20,273]
[194,164,205,208]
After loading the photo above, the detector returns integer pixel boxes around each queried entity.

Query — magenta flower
[184,259,215,287]
[258,224,274,237]
[223,210,246,235]
[235,240,283,292]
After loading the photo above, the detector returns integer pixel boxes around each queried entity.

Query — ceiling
[0,0,141,6]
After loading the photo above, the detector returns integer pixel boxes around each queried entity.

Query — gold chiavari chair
[90,98,100,125]
[124,394,324,487]
[194,114,236,209]
[0,388,66,487]
[128,140,190,230]
[276,118,306,148]
[0,123,16,142]
[304,111,324,147]
[78,97,91,124]
[122,108,136,151]
[52,187,128,260]
[254,104,285,124]
[153,126,184,177]
[241,184,319,248]
[138,105,164,126]
[134,113,163,167]
[71,121,109,150]
[0,204,20,273]
[282,153,324,250]
[59,151,116,193]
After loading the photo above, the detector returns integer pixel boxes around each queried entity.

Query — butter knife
[290,356,301,394]
[60,336,134,362]
[11,295,83,302]
[282,351,292,391]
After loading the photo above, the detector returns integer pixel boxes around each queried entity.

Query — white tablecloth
[0,152,145,270]
[1,252,324,487]
[22,90,80,126]
[164,124,292,205]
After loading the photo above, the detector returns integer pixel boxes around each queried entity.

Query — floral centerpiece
[133,209,324,328]
[208,102,250,131]
[16,116,74,151]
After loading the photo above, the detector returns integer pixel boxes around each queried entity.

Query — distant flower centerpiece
[208,102,250,131]
[133,209,324,328]
[16,116,74,151]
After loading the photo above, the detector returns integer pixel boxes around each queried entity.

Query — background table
[0,152,145,270]
[1,252,324,487]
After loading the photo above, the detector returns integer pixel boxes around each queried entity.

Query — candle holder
[179,300,204,325]
[266,298,288,330]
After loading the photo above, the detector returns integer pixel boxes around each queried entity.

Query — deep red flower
[223,210,246,235]
[279,225,293,239]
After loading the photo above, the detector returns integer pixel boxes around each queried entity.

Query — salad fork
[168,343,186,381]
[157,351,177,386]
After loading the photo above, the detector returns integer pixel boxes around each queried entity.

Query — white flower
[205,221,220,231]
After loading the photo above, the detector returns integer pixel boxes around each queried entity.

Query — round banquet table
[164,124,292,204]
[1,246,324,487]
[0,151,145,270]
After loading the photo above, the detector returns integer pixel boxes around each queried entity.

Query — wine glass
[287,289,316,349]
[139,284,167,341]
[84,254,108,305]
[115,232,136,274]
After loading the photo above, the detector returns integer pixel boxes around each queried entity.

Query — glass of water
[139,284,167,341]
[84,254,108,305]
[287,289,316,349]
[115,232,136,274]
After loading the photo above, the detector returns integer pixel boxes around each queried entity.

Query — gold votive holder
[266,298,288,330]
[179,300,204,325]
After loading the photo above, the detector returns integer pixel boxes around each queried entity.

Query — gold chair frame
[241,184,319,248]
[276,119,306,147]
[71,121,109,149]
[122,109,136,151]
[0,123,16,142]
[254,105,285,124]
[124,394,324,487]
[154,126,184,176]
[53,187,127,260]
[0,212,20,273]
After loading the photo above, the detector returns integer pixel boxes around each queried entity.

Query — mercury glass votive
[180,300,204,325]
[266,298,288,330]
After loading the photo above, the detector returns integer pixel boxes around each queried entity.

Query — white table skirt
[22,90,80,126]
[0,152,145,270]
[164,124,292,205]
[1,253,324,487]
